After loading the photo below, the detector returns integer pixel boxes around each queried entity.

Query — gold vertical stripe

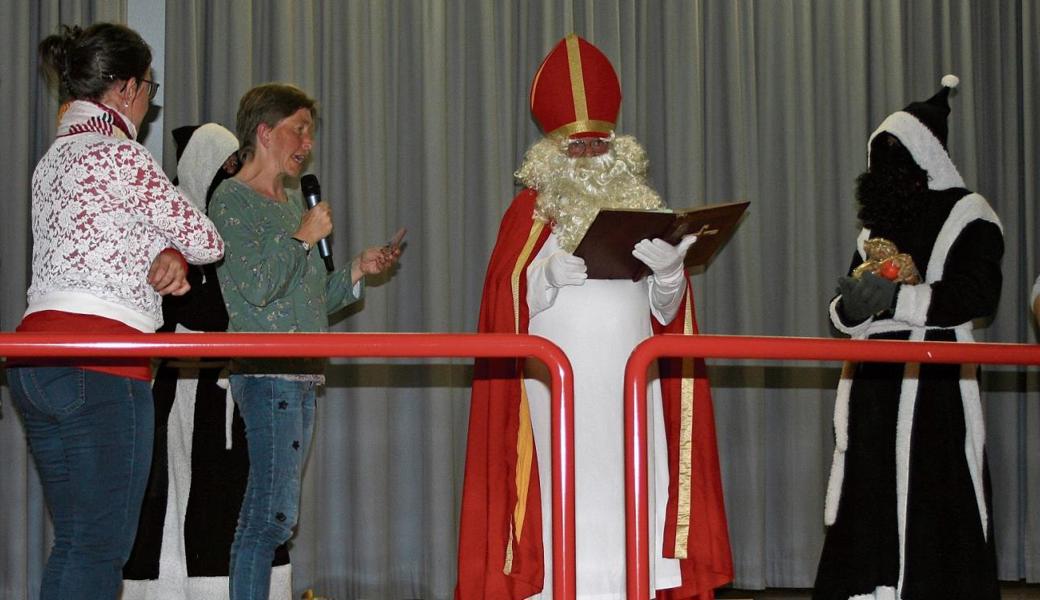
[512,221,546,334]
[508,220,546,559]
[513,384,534,540]
[565,34,590,125]
[673,290,694,558]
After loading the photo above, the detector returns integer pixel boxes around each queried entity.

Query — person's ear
[257,123,272,148]
[124,78,143,107]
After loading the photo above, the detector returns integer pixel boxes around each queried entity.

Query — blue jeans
[229,375,316,600]
[7,367,153,600]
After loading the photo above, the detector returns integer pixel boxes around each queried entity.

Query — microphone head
[301,174,320,196]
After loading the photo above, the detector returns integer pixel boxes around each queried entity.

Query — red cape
[456,190,732,599]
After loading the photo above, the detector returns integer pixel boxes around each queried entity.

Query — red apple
[879,259,900,281]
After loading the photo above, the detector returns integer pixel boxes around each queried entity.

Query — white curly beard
[514,134,664,252]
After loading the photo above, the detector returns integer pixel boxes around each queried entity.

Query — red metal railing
[623,334,1040,600]
[0,332,577,600]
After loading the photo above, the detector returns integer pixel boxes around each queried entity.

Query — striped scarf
[56,99,136,140]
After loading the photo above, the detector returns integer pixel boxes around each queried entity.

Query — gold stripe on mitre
[504,219,545,574]
[549,119,616,139]
[565,34,590,125]
[673,289,695,558]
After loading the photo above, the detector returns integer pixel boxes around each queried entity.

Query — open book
[572,200,749,280]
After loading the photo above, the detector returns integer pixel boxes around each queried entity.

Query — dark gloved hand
[837,272,898,322]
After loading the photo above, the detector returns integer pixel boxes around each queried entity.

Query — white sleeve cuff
[892,283,932,327]
[648,271,685,325]
[526,258,559,318]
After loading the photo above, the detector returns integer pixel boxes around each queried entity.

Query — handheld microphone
[300,174,334,272]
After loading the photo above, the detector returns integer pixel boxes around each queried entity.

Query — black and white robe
[814,190,1004,600]
[122,264,292,599]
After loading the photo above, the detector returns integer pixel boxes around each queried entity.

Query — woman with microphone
[208,83,401,600]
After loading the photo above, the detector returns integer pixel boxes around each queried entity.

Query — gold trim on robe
[504,219,546,573]
[674,289,695,557]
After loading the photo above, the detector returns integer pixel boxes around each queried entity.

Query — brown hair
[39,23,152,102]
[235,83,317,162]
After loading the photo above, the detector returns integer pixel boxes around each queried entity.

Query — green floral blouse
[210,178,363,375]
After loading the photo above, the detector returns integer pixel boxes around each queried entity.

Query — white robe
[523,234,682,600]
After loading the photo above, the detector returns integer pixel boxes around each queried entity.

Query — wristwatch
[292,237,312,252]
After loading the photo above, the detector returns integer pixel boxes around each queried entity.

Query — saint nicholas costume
[815,76,1003,600]
[456,35,732,600]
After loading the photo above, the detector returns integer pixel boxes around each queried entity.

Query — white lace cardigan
[25,101,224,332]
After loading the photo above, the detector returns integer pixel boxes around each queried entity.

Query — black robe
[814,189,1003,600]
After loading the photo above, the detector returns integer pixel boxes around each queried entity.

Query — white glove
[632,235,697,284]
[634,235,697,325]
[527,250,587,317]
[543,251,588,288]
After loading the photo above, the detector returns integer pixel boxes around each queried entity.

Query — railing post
[623,343,654,600]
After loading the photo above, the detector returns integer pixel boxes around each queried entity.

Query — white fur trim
[925,194,1002,281]
[894,342,923,597]
[824,446,845,527]
[850,586,897,600]
[942,74,960,89]
[225,386,235,450]
[824,361,856,525]
[892,283,932,327]
[856,228,872,259]
[868,111,964,190]
[177,123,239,212]
[956,329,989,541]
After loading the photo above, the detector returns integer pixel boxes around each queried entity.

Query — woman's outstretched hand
[350,228,406,283]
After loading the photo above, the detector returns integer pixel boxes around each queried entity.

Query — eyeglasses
[565,137,610,158]
[139,78,160,101]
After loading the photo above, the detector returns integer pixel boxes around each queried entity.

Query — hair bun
[58,24,84,57]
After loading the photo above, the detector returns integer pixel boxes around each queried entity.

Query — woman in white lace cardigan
[6,23,223,600]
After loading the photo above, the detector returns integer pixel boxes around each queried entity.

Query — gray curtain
[2,1,1038,598]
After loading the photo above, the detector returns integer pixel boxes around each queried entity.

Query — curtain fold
[2,1,1037,597]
